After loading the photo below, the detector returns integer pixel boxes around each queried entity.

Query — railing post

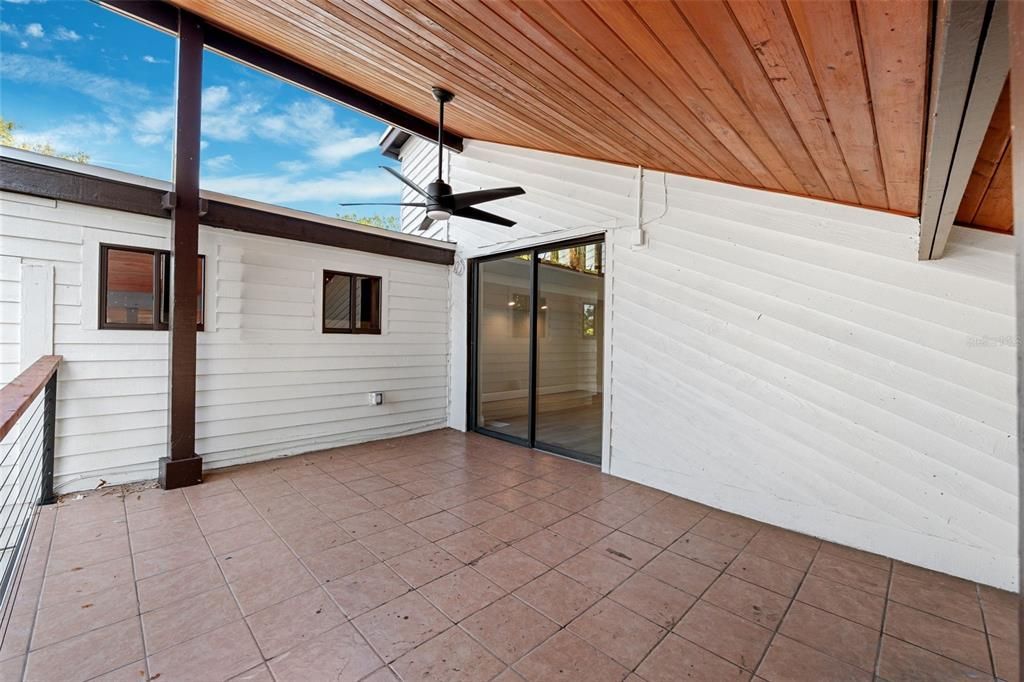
[40,374,56,505]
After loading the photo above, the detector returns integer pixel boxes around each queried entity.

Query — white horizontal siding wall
[0,186,451,493]
[404,139,1017,589]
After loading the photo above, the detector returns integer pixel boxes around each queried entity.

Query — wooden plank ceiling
[957,78,1013,233]
[172,0,931,216]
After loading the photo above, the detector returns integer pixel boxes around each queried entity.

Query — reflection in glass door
[535,243,604,463]
[475,253,532,442]
[471,238,604,464]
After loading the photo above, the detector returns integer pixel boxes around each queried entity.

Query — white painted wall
[0,152,454,493]
[400,137,1018,590]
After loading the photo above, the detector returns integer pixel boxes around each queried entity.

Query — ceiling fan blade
[338,202,425,207]
[450,187,525,211]
[417,216,435,231]
[381,166,429,198]
[453,206,516,227]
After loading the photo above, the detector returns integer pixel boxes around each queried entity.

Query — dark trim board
[97,0,463,153]
[0,158,167,218]
[0,157,455,266]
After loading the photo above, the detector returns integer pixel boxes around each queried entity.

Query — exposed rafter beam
[919,0,1008,260]
[96,0,464,153]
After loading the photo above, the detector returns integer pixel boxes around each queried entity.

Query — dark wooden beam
[97,0,463,153]
[160,9,204,490]
[0,157,455,265]
[920,0,1008,259]
[201,201,454,265]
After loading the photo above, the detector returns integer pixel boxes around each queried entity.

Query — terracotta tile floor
[1,429,1017,681]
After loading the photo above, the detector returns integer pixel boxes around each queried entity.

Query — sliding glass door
[471,237,604,464]
[534,243,604,463]
[474,253,533,442]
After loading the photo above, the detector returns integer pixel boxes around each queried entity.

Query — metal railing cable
[0,356,61,652]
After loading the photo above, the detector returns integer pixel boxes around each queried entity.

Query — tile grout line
[239,463,409,681]
[872,557,897,675]
[15,504,58,682]
[748,536,825,679]
[299,458,646,676]
[446,486,680,675]
[237,465,391,678]
[975,583,999,679]
[28,494,156,681]
[311,452,545,680]
[181,480,282,681]
[612,517,723,675]
[115,488,152,682]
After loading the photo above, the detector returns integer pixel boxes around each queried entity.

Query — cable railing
[0,355,60,647]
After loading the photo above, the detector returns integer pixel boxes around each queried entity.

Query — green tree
[338,212,401,232]
[0,117,90,163]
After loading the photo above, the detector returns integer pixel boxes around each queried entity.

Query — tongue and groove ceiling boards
[170,0,931,215]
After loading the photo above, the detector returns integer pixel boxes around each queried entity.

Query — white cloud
[202,85,230,110]
[0,23,14,35]
[23,23,43,38]
[309,133,379,166]
[1,54,150,103]
[142,55,168,64]
[205,154,234,172]
[201,85,262,141]
[253,99,381,166]
[53,26,80,41]
[15,118,119,154]
[132,107,173,146]
[204,167,397,204]
[276,160,308,174]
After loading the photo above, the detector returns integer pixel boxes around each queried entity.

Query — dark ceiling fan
[340,87,525,231]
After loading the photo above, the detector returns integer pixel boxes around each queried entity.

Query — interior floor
[480,393,603,461]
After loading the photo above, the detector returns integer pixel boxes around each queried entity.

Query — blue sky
[0,0,402,221]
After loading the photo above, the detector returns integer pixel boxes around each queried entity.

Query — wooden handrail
[0,356,62,441]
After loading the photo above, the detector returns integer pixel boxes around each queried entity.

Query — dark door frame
[467,233,606,465]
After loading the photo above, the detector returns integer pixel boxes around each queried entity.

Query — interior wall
[0,188,451,493]
[401,137,1018,590]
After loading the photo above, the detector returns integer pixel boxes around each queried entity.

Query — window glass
[323,271,381,334]
[101,246,205,330]
[104,248,155,327]
[582,302,597,337]
[323,272,352,331]
[354,276,380,331]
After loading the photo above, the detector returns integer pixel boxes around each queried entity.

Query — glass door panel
[475,253,533,441]
[534,242,604,462]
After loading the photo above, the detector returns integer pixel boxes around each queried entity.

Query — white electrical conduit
[633,165,646,248]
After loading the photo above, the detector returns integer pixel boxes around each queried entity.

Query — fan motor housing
[427,181,453,205]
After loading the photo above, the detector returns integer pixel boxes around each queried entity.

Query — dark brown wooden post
[159,9,204,490]
[1011,0,1024,667]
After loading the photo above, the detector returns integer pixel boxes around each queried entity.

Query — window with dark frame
[99,245,205,331]
[323,270,381,334]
